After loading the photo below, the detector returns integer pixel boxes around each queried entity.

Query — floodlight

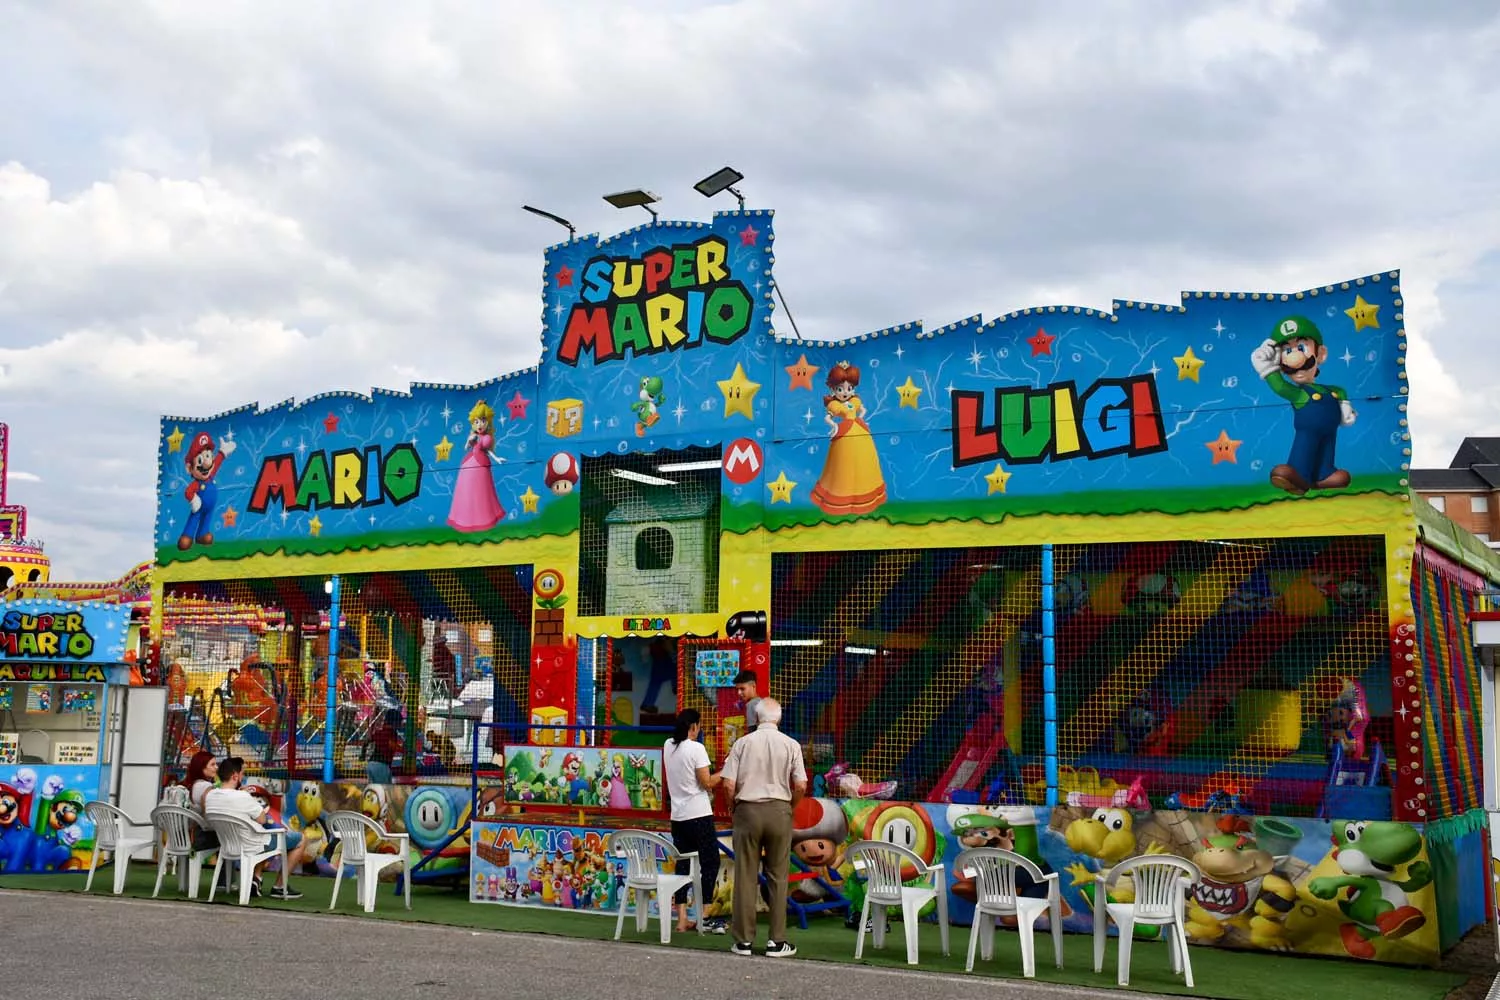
[602,189,661,222]
[522,205,576,241]
[611,468,675,487]
[694,167,746,210]
[656,460,722,473]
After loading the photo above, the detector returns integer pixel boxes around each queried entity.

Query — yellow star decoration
[985,464,1012,495]
[895,376,923,409]
[1173,345,1205,382]
[435,436,454,462]
[166,425,186,453]
[767,471,797,504]
[519,486,540,514]
[718,362,761,420]
[1345,294,1380,331]
[308,514,323,537]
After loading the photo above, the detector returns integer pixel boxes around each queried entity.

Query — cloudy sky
[2,0,1498,580]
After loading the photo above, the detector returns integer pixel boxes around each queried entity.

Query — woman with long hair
[663,708,725,933]
[182,750,220,851]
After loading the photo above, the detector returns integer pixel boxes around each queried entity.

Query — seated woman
[183,750,220,852]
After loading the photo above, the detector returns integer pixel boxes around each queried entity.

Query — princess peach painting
[448,400,506,532]
[810,361,888,516]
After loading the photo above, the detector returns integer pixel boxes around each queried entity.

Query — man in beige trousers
[720,697,807,957]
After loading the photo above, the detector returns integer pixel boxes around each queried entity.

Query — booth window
[635,527,673,571]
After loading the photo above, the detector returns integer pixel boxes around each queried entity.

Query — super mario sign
[153,206,1408,564]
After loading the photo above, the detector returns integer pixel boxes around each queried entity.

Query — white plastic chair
[159,785,191,808]
[83,801,154,895]
[954,847,1063,977]
[327,810,411,912]
[1092,854,1201,988]
[151,805,216,899]
[847,839,951,966]
[606,829,701,945]
[204,812,289,906]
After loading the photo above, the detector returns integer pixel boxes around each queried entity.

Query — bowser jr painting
[693,797,1441,965]
[0,766,100,874]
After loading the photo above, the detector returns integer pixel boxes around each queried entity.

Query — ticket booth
[0,598,133,873]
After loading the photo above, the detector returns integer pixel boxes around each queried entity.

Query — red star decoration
[323,413,340,434]
[221,506,238,528]
[1027,327,1056,357]
[555,265,574,287]
[739,224,759,246]
[506,390,531,420]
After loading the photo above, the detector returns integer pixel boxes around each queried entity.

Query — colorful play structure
[8,201,1487,968]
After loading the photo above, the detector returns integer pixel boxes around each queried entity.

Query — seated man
[204,756,306,899]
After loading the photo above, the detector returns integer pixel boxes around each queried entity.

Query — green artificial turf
[722,480,1405,535]
[154,492,580,565]
[0,869,1466,1000]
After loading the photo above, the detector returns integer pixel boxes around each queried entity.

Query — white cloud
[1,0,1498,577]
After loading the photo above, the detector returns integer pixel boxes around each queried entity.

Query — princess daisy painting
[809,361,887,516]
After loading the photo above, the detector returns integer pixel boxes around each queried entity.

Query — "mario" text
[249,444,423,514]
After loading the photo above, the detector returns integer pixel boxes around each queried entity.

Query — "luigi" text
[951,375,1167,467]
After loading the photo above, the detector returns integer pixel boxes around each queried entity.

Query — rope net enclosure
[1412,550,1486,819]
[1050,535,1388,816]
[160,567,531,780]
[770,545,1042,804]
[576,445,721,618]
[768,535,1390,815]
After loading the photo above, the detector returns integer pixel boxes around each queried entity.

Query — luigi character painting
[1251,316,1356,496]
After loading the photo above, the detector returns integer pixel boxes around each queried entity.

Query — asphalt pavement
[0,889,1176,999]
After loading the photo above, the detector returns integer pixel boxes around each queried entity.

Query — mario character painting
[179,431,236,550]
[29,779,85,872]
[1308,820,1432,960]
[0,779,31,873]
[1251,316,1356,496]
[560,753,592,804]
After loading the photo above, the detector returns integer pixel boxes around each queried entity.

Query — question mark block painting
[530,706,569,745]
[546,399,583,439]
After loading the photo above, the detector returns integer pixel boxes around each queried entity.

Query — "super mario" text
[556,236,752,366]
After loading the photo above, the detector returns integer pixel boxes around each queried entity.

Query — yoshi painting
[1307,820,1432,960]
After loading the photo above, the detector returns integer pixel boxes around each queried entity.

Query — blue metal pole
[1041,544,1058,806]
[323,575,341,783]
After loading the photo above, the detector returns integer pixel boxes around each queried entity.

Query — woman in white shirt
[183,750,220,851]
[663,709,724,934]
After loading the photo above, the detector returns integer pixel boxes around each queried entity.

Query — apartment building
[1410,436,1500,547]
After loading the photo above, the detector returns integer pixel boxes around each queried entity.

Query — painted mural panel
[470,820,628,912]
[154,207,1407,565]
[690,799,1440,966]
[272,780,472,878]
[500,745,663,809]
[0,764,102,874]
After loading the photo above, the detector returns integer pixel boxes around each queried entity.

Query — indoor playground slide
[933,707,1004,802]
